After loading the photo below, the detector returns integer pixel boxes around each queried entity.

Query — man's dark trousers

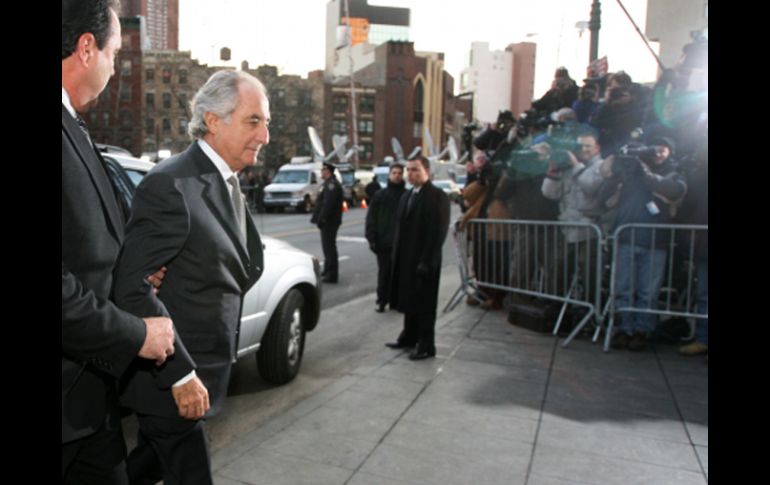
[376,251,393,305]
[321,224,340,279]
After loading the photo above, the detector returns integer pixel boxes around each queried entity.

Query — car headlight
[293,191,304,197]
[264,192,273,199]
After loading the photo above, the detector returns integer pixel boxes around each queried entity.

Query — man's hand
[145,267,167,295]
[138,317,175,365]
[171,376,210,420]
[566,151,581,169]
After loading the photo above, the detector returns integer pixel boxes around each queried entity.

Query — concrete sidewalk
[211,266,708,485]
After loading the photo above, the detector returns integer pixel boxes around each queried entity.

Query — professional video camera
[494,110,516,133]
[620,144,659,160]
[613,140,665,179]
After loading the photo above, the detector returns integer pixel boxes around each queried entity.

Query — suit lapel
[191,145,251,269]
[62,105,124,241]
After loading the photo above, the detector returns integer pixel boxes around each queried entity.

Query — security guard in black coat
[311,161,344,282]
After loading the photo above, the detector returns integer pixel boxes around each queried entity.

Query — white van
[263,157,322,213]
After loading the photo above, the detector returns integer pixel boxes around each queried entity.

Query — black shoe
[408,347,436,361]
[627,332,648,352]
[610,332,630,350]
[375,303,386,313]
[322,275,338,283]
[385,341,413,349]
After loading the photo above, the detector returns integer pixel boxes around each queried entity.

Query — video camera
[495,110,516,133]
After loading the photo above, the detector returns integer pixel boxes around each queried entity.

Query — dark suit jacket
[390,181,450,314]
[62,104,146,443]
[114,142,263,417]
[311,177,343,227]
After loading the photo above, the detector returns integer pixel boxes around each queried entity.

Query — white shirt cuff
[172,370,196,388]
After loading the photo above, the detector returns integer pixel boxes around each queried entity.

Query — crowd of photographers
[459,39,708,355]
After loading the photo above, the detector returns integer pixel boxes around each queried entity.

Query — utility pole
[589,0,601,62]
[342,0,360,168]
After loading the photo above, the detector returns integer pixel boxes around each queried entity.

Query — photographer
[599,136,687,351]
[473,110,516,159]
[532,67,579,115]
[540,130,606,303]
[589,71,647,157]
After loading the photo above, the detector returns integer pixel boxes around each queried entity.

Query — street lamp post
[589,0,601,62]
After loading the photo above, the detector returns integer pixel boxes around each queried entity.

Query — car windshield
[434,181,451,188]
[375,173,389,184]
[341,172,355,185]
[456,176,467,186]
[273,170,309,184]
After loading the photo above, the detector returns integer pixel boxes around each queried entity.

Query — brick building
[324,41,457,166]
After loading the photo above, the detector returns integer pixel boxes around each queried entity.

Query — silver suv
[104,153,321,384]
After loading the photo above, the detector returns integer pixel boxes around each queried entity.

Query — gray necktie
[227,175,247,242]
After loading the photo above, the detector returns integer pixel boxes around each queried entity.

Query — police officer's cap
[322,161,337,172]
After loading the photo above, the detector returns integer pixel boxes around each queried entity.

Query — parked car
[433,179,462,202]
[103,154,322,384]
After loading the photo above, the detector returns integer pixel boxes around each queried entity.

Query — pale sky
[179,0,660,98]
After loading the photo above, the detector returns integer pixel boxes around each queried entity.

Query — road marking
[322,256,350,264]
[266,219,364,238]
[337,236,368,243]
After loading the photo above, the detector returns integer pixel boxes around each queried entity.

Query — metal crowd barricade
[603,223,708,352]
[454,219,604,348]
[443,220,485,312]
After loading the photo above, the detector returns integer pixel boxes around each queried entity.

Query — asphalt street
[249,203,463,310]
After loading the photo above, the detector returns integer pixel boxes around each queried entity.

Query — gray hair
[188,70,267,140]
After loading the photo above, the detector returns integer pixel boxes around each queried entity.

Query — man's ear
[77,33,96,66]
[203,112,219,135]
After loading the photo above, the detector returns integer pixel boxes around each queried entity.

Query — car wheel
[257,288,305,384]
[266,206,275,213]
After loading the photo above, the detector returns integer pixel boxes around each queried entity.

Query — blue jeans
[614,244,667,335]
[694,259,708,344]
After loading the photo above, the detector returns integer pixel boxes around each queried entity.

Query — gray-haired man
[114,70,268,485]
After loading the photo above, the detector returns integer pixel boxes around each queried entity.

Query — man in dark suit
[113,70,268,485]
[311,161,344,283]
[62,1,176,483]
[365,161,406,312]
[386,156,450,360]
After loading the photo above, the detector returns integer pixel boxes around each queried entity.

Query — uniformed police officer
[311,161,344,283]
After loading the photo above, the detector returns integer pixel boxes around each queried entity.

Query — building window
[120,83,131,101]
[162,92,171,109]
[146,118,154,135]
[179,70,187,84]
[162,118,171,132]
[361,143,373,161]
[146,92,155,109]
[332,120,347,134]
[298,90,311,107]
[177,93,187,110]
[121,60,131,76]
[333,95,348,113]
[103,112,110,126]
[146,68,155,81]
[120,110,132,126]
[358,120,373,134]
[162,68,171,83]
[179,118,188,135]
[413,80,424,138]
[360,95,375,112]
